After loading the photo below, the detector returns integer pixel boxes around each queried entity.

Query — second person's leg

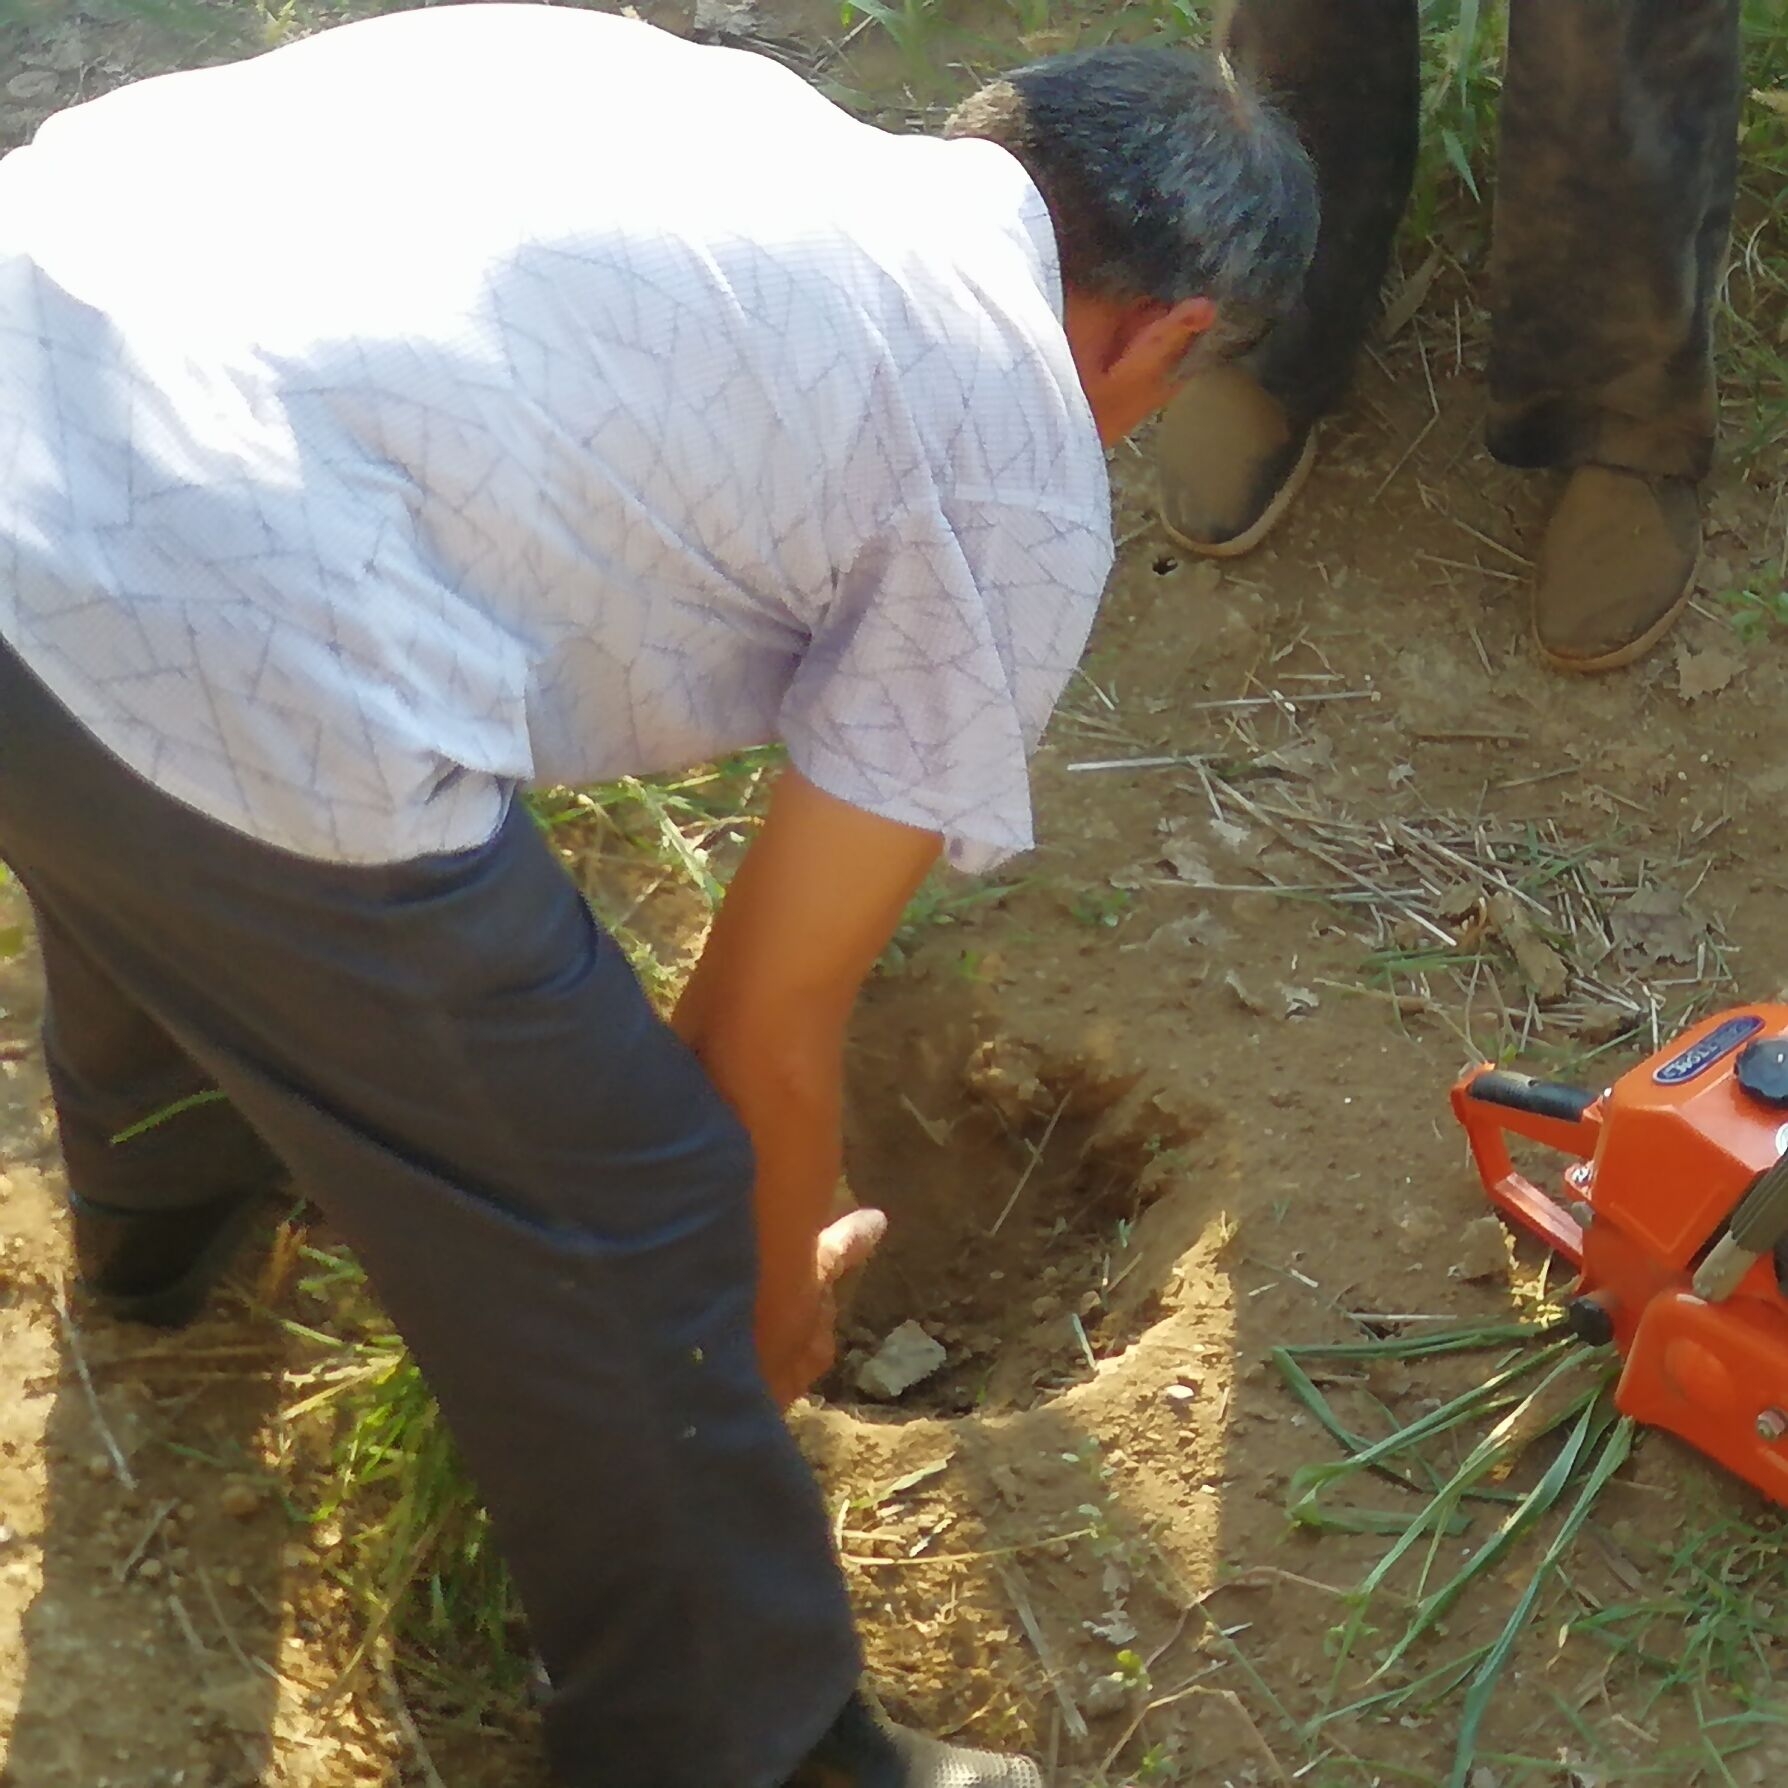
[1491,0,1740,670]
[1157,0,1420,554]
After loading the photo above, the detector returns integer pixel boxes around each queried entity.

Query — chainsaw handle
[1693,1151,1788,1302]
[1455,1067,1601,1159]
[1451,1065,1598,1266]
[1463,1071,1599,1127]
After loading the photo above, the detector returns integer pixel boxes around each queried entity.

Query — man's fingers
[815,1207,887,1285]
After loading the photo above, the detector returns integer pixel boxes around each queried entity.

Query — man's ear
[1112,294,1220,385]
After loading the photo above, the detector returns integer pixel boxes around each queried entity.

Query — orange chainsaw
[1453,1005,1788,1505]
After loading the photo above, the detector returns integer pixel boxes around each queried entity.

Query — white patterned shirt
[0,3,1112,872]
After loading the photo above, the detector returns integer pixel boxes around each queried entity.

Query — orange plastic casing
[1452,1005,1788,1504]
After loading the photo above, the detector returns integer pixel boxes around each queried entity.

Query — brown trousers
[1224,0,1741,480]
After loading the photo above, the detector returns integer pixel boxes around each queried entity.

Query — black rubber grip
[1465,1071,1597,1124]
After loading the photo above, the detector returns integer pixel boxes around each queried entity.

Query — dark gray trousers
[0,637,858,1788]
[1226,0,1741,480]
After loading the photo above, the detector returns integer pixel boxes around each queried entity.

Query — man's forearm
[679,1012,846,1394]
[666,768,940,1400]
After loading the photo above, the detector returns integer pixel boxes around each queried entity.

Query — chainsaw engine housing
[1453,1004,1788,1504]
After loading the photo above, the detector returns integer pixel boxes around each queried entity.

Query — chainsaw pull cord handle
[1693,1150,1788,1302]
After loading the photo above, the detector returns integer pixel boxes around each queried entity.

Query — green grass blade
[1446,1415,1638,1788]
[1375,1392,1614,1679]
[1286,1341,1570,1529]
[109,1087,229,1143]
[1280,1321,1548,1363]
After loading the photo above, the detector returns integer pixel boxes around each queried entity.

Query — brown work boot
[1532,467,1701,673]
[784,1694,1042,1788]
[1155,364,1317,558]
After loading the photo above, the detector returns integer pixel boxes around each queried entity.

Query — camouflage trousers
[1224,0,1741,480]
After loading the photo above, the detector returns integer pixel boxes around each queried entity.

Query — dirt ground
[3,2,1788,1785]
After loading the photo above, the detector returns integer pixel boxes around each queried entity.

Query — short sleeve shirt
[0,3,1113,872]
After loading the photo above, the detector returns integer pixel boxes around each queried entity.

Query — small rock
[1453,1215,1512,1284]
[85,1454,112,1482]
[218,1480,263,1519]
[1081,1673,1130,1717]
[855,1321,947,1400]
[1470,1768,1501,1788]
[1031,1294,1063,1320]
[136,1556,164,1582]
[1162,1384,1198,1414]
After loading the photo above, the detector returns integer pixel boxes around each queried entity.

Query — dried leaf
[1379,248,1443,339]
[1486,893,1569,1002]
[1208,818,1263,859]
[1436,881,1485,921]
[1675,642,1741,702]
[1611,886,1704,965]
[1156,830,1215,882]
[1255,735,1334,779]
[1083,1609,1138,1646]
[1510,930,1570,1003]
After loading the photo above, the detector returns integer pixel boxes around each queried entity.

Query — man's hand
[670,768,940,1410]
[766,1205,888,1407]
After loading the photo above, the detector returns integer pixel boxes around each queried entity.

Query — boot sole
[1157,426,1318,561]
[1533,548,1701,675]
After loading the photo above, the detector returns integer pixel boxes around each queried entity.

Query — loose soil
[2,4,1787,1786]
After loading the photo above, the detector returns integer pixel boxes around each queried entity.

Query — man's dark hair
[945,44,1316,361]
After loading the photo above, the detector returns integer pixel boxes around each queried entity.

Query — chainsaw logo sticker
[1653,1014,1766,1085]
